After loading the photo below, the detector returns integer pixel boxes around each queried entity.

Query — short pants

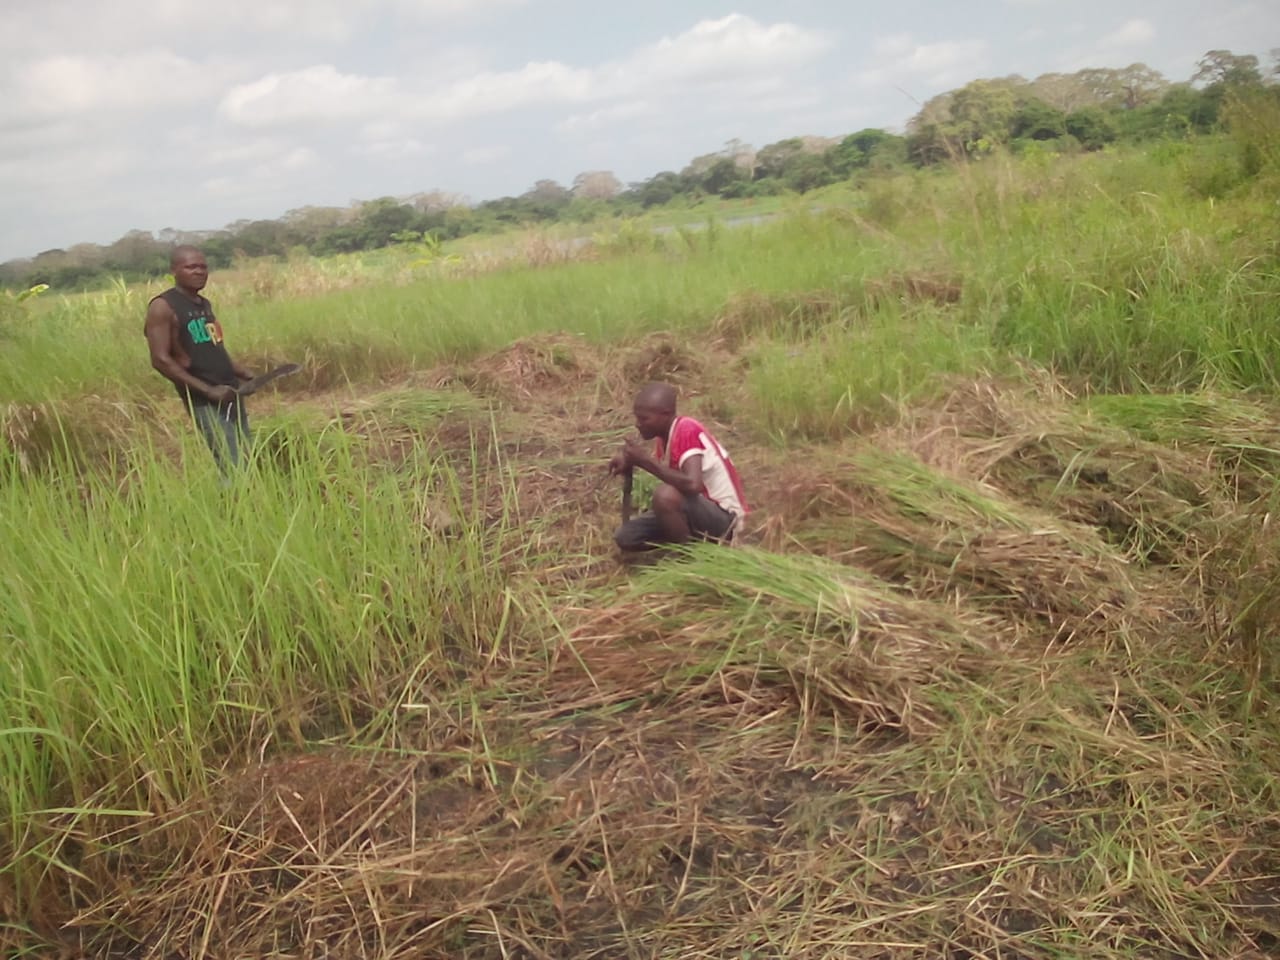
[614,493,737,550]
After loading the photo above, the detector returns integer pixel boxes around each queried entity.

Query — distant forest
[3,48,1277,292]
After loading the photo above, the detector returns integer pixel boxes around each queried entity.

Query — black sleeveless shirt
[154,288,238,407]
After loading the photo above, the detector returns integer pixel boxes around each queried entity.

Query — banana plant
[391,230,463,269]
[0,283,49,332]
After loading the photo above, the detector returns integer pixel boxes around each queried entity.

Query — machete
[235,362,301,397]
[621,468,634,524]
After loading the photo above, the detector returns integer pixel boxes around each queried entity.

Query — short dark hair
[634,382,677,413]
[170,244,204,268]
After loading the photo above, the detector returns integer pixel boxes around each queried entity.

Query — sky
[1,0,1276,262]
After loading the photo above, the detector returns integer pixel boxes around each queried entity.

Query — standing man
[144,245,254,470]
[608,382,748,555]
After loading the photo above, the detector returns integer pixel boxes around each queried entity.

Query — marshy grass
[5,138,1280,958]
[10,142,1279,413]
[0,421,521,915]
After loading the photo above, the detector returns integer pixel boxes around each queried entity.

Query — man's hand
[206,384,238,406]
[609,438,653,475]
[622,437,654,470]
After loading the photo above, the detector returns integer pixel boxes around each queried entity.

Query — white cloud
[460,145,511,165]
[856,35,989,92]
[557,100,657,134]
[626,14,832,87]
[218,15,831,129]
[280,147,320,169]
[423,61,597,119]
[204,139,298,166]
[0,0,529,54]
[200,146,320,201]
[4,51,235,123]
[352,138,434,159]
[1099,18,1155,48]
[0,143,137,192]
[220,65,398,126]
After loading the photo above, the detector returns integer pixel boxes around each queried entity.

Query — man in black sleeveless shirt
[144,245,254,470]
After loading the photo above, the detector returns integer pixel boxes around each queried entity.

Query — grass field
[2,140,1279,958]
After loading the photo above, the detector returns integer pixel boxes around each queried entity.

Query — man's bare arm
[625,439,704,495]
[144,298,230,402]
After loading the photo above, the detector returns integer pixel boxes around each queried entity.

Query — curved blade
[236,362,301,397]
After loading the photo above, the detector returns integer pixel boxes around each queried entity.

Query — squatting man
[608,382,748,557]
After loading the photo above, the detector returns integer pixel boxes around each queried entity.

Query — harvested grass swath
[712,288,850,345]
[565,544,1006,734]
[57,594,1280,960]
[758,443,1145,642]
[454,334,605,407]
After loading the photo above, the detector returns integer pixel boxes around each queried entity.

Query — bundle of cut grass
[1084,392,1280,501]
[980,425,1229,567]
[457,333,601,406]
[563,545,1003,734]
[850,449,1142,640]
[763,444,1143,642]
[620,333,705,389]
[712,288,850,346]
[899,381,1272,568]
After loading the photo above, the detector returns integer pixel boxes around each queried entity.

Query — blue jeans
[191,401,252,473]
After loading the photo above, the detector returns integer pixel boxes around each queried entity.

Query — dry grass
[6,336,1280,960]
[863,271,964,308]
[713,289,851,346]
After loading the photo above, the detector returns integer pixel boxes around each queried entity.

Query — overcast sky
[1,0,1275,261]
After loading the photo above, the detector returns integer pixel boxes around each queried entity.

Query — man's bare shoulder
[145,294,177,323]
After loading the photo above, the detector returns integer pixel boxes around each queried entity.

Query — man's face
[633,401,669,440]
[173,253,209,292]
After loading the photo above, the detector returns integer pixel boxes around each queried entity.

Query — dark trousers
[614,493,736,551]
[191,401,252,474]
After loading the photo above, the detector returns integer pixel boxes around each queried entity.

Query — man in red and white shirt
[608,382,748,554]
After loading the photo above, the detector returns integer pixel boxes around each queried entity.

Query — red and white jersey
[656,416,748,518]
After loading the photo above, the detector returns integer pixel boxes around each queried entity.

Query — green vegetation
[2,120,1280,958]
[3,48,1275,293]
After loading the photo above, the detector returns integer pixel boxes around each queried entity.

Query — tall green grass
[0,423,517,906]
[746,303,998,438]
[6,141,1279,420]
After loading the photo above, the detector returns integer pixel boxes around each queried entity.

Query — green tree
[700,157,750,197]
[229,219,299,258]
[356,198,417,248]
[783,153,836,192]
[629,171,683,207]
[1011,99,1066,140]
[950,78,1020,148]
[1029,72,1095,113]
[1194,50,1263,89]
[521,179,572,219]
[829,129,902,175]
[103,230,166,277]
[1064,107,1117,150]
[754,138,806,180]
[282,206,350,250]
[1116,63,1168,109]
[571,171,622,201]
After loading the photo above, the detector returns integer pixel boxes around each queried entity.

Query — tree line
[3,49,1276,293]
